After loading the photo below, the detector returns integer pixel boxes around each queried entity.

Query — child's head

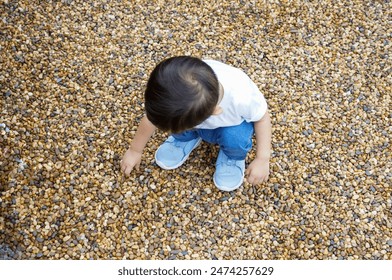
[145,56,220,133]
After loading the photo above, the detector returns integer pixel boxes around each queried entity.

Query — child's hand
[121,147,142,176]
[246,158,270,185]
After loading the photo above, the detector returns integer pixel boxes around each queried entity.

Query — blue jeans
[172,121,254,160]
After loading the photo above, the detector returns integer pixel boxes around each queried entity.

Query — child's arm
[246,111,271,185]
[121,115,156,176]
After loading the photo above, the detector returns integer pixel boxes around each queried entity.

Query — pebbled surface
[1,0,391,259]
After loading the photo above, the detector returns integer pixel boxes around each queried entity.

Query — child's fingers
[247,173,267,185]
[124,165,133,176]
[120,161,126,174]
[246,167,270,185]
[246,166,258,185]
[120,160,129,174]
[245,165,253,176]
[247,174,255,185]
[121,173,125,183]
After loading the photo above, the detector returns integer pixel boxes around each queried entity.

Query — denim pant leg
[172,130,199,142]
[198,121,254,160]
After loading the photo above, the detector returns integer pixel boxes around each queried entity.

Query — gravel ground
[1,0,391,260]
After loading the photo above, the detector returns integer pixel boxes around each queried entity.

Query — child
[121,56,271,191]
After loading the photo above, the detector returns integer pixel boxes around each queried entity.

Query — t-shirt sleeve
[237,80,268,122]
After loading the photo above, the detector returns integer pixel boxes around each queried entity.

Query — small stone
[307,143,315,149]
[63,236,71,242]
[127,224,136,231]
[108,77,114,85]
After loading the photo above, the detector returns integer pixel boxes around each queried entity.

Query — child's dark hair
[144,56,220,133]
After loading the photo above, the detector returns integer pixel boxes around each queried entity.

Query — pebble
[36,237,44,243]
[0,0,389,261]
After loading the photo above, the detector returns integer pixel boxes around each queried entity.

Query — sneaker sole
[155,138,202,170]
[213,175,244,192]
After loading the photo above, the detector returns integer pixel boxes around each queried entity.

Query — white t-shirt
[195,60,268,129]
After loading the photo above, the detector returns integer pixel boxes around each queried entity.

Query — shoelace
[174,141,187,148]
